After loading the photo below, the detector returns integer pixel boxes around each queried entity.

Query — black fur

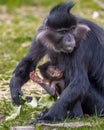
[10,2,104,121]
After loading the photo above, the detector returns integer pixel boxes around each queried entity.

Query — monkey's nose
[68,38,72,42]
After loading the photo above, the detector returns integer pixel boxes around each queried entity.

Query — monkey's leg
[68,101,84,118]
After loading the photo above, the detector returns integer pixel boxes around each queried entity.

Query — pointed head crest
[46,2,76,29]
[50,2,75,14]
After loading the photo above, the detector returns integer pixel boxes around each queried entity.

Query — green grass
[1,98,104,130]
[0,0,104,129]
[0,0,64,8]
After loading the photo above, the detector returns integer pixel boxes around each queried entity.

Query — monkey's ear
[74,24,91,42]
[76,24,90,34]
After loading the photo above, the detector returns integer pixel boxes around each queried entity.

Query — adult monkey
[10,2,104,121]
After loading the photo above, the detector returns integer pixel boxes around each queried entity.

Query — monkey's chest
[56,54,73,86]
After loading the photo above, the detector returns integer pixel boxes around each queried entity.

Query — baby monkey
[30,63,65,98]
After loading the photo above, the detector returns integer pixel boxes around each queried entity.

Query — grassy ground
[0,0,104,129]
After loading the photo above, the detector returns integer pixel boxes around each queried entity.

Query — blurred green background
[0,0,104,129]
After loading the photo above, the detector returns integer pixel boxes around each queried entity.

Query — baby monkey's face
[46,66,63,79]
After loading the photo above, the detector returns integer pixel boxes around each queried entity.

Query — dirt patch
[0,81,45,100]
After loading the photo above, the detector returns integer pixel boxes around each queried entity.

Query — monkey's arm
[30,71,56,97]
[40,83,56,96]
[9,26,47,105]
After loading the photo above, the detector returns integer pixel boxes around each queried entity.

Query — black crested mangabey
[10,2,104,122]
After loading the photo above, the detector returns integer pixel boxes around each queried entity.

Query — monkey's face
[36,24,90,53]
[36,2,90,53]
[48,26,76,53]
[36,25,76,53]
[46,65,63,79]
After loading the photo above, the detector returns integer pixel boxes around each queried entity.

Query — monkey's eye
[57,29,69,34]
[61,30,69,34]
[57,26,76,34]
[70,26,76,32]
